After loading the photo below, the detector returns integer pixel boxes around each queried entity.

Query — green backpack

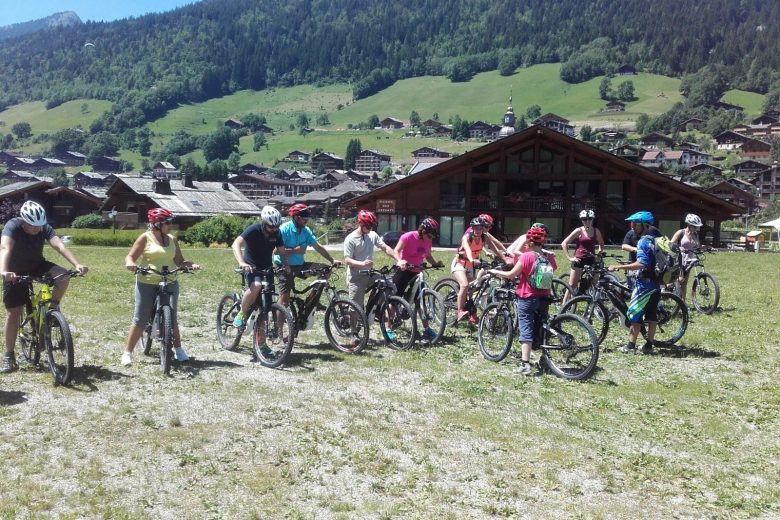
[528,252,554,290]
[652,236,682,284]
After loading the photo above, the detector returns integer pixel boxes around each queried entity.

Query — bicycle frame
[290,266,338,329]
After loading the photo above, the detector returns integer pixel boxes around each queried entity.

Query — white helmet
[579,209,595,219]
[20,200,47,226]
[260,205,282,227]
[685,213,702,227]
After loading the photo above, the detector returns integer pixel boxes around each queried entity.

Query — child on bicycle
[452,216,490,324]
[608,211,659,355]
[488,226,557,376]
[671,213,702,303]
[122,208,200,366]
[0,201,89,373]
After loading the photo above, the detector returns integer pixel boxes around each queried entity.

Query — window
[377,214,404,234]
[439,216,465,246]
[538,147,566,175]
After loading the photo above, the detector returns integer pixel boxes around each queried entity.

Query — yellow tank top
[138,230,178,285]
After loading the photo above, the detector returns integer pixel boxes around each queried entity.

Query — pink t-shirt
[515,250,558,298]
[398,231,432,270]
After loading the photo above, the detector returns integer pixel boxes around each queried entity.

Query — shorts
[277,262,328,295]
[347,274,377,309]
[3,261,57,309]
[450,257,475,281]
[626,287,660,324]
[133,280,179,328]
[392,268,418,298]
[515,296,549,343]
[571,256,596,270]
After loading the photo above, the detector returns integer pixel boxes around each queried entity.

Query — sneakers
[641,341,654,355]
[385,329,396,342]
[120,351,133,366]
[174,347,190,362]
[620,343,637,354]
[515,362,533,377]
[233,311,246,328]
[1,354,19,373]
[257,344,276,360]
[468,313,479,325]
[456,310,470,323]
[422,327,437,341]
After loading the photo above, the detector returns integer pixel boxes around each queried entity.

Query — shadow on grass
[0,389,28,406]
[655,343,721,358]
[176,358,244,377]
[69,363,132,392]
[276,346,342,371]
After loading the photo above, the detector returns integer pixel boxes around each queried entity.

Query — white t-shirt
[343,229,386,283]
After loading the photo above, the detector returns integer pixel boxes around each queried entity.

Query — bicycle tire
[478,303,514,362]
[691,272,720,315]
[325,298,369,354]
[255,302,295,368]
[433,277,460,327]
[44,310,74,385]
[642,291,688,347]
[559,295,610,346]
[379,296,416,351]
[550,278,572,314]
[216,293,243,350]
[416,288,447,345]
[158,306,173,375]
[18,310,39,365]
[141,322,153,355]
[541,313,599,381]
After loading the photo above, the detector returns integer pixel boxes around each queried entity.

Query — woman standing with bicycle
[671,213,702,303]
[488,226,557,376]
[121,208,200,366]
[452,216,489,324]
[561,209,604,303]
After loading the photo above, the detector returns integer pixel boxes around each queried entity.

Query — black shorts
[392,269,418,297]
[571,256,596,270]
[3,261,57,310]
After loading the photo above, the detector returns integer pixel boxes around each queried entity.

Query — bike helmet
[357,209,378,227]
[478,213,494,227]
[526,226,548,244]
[579,209,595,219]
[147,207,174,225]
[625,210,654,224]
[531,222,549,231]
[260,205,282,227]
[420,217,439,237]
[685,213,702,227]
[469,217,485,227]
[19,200,47,226]
[288,203,310,217]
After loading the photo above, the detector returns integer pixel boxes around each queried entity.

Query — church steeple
[499,91,516,137]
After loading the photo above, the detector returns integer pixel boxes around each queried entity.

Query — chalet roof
[45,186,102,205]
[322,171,350,182]
[421,119,443,128]
[63,151,87,158]
[708,101,744,111]
[752,115,779,125]
[639,132,674,143]
[408,158,450,175]
[286,150,310,157]
[302,181,369,202]
[640,151,662,161]
[359,149,391,159]
[733,159,768,169]
[312,152,343,160]
[468,121,493,130]
[4,170,40,180]
[707,180,753,196]
[106,177,262,217]
[690,163,722,172]
[12,157,36,165]
[76,171,108,179]
[154,161,177,170]
[77,186,108,200]
[727,177,756,189]
[381,117,403,124]
[535,113,570,123]
[225,118,244,127]
[714,130,750,142]
[663,151,685,160]
[0,180,53,196]
[605,100,625,107]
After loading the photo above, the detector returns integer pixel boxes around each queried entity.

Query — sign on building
[376,199,396,213]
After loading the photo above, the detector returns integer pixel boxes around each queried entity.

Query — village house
[532,114,575,137]
[677,117,704,131]
[752,164,780,201]
[639,132,674,150]
[239,163,268,175]
[713,131,751,151]
[57,151,87,167]
[733,159,770,178]
[751,114,779,126]
[73,171,111,188]
[740,138,771,161]
[256,123,274,133]
[0,151,22,166]
[152,161,180,179]
[224,118,245,130]
[379,117,404,129]
[732,121,780,139]
[708,101,744,112]
[7,157,36,170]
[310,152,344,172]
[617,64,637,75]
[285,150,310,163]
[92,156,122,173]
[603,100,625,112]
[411,147,451,159]
[689,163,723,179]
[706,180,756,215]
[0,180,101,227]
[421,119,443,129]
[639,149,708,169]
[468,121,498,140]
[355,150,391,172]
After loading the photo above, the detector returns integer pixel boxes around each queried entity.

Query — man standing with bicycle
[343,209,399,309]
[0,201,88,373]
[608,211,659,355]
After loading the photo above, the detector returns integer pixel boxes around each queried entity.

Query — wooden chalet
[733,121,780,139]
[604,100,625,112]
[311,152,344,172]
[92,156,122,173]
[224,118,245,129]
[708,101,744,112]
[101,175,261,229]
[74,171,110,188]
[355,150,391,172]
[733,160,769,178]
[8,157,36,170]
[752,165,780,201]
[0,151,22,166]
[714,131,750,150]
[706,180,756,215]
[2,170,41,183]
[57,151,87,167]
[0,180,100,227]
[639,132,674,150]
[740,138,771,161]
[468,121,497,140]
[689,163,723,179]
[256,123,274,133]
[421,119,443,129]
[412,147,451,159]
[285,150,311,162]
[152,161,180,179]
[677,117,704,131]
[32,158,66,171]
[239,163,268,175]
[228,173,326,201]
[617,64,637,75]
[343,125,743,246]
[380,117,404,129]
[432,125,452,136]
[533,114,575,137]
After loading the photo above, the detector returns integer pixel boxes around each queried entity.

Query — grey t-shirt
[1,217,56,273]
[343,229,386,283]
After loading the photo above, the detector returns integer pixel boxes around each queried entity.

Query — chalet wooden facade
[412,147,451,159]
[706,181,756,215]
[740,138,771,161]
[311,152,344,172]
[733,160,769,178]
[639,132,674,150]
[344,126,743,246]
[0,181,100,227]
[380,117,404,129]
[224,118,245,129]
[468,121,498,140]
[57,151,87,167]
[355,150,391,172]
[228,173,327,201]
[533,114,575,137]
[285,150,310,162]
[752,165,780,201]
[677,117,703,131]
[92,156,122,173]
[604,101,625,112]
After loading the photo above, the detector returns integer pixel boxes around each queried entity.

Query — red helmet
[420,217,439,236]
[357,209,377,227]
[148,208,174,225]
[479,213,494,226]
[288,203,310,217]
[525,226,548,244]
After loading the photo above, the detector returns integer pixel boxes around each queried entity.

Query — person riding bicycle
[561,209,604,303]
[488,226,557,376]
[621,217,661,290]
[671,213,702,303]
[608,210,659,355]
[452,216,491,324]
[274,203,342,310]
[0,201,89,373]
[121,208,200,366]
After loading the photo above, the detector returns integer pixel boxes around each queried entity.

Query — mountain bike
[402,264,447,345]
[137,266,194,375]
[216,267,295,368]
[287,264,369,353]
[16,270,82,385]
[672,247,720,314]
[477,288,599,380]
[360,265,417,351]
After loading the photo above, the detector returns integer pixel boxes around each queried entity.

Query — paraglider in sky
[84,42,95,48]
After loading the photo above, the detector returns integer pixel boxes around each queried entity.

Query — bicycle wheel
[255,303,295,368]
[379,296,416,351]
[44,310,75,385]
[416,288,446,345]
[541,313,599,381]
[642,292,688,347]
[141,322,153,355]
[433,277,460,327]
[325,298,369,354]
[550,278,572,314]
[216,293,243,350]
[475,276,501,312]
[478,303,514,362]
[156,306,173,375]
[691,272,720,315]
[18,310,39,365]
[559,295,610,346]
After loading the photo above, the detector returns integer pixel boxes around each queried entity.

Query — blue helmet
[625,211,654,224]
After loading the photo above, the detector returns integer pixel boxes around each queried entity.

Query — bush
[179,215,252,246]
[72,213,110,229]
[67,229,139,247]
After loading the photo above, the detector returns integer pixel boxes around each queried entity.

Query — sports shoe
[1,354,19,373]
[174,347,190,362]
[456,310,470,322]
[233,311,246,328]
[620,343,637,354]
[422,327,437,341]
[515,362,533,376]
[351,336,362,348]
[120,351,133,366]
[257,344,276,360]
[468,313,479,325]
[385,329,396,342]
[640,341,654,355]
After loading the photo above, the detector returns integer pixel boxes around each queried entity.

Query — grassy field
[0,99,113,136]
[721,89,766,116]
[0,244,778,518]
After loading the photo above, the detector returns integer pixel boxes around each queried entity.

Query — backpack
[652,236,682,284]
[528,252,554,290]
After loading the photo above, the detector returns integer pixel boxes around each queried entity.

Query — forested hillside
[0,0,778,127]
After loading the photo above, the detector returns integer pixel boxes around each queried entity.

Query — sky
[0,0,198,27]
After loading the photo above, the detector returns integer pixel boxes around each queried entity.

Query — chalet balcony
[440,195,465,210]
[502,195,565,212]
[470,195,498,210]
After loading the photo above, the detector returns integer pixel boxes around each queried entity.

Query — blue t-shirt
[635,234,659,291]
[273,220,318,266]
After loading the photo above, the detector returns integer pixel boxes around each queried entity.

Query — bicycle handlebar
[136,266,195,276]
[358,265,395,276]
[14,270,83,285]
[233,266,283,276]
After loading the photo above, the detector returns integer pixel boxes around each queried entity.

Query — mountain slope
[0,11,81,41]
